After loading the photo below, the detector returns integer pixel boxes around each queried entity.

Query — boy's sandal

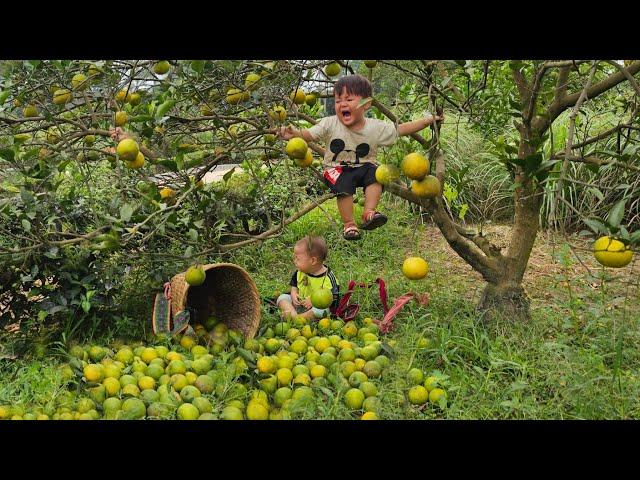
[360,211,387,230]
[343,225,362,240]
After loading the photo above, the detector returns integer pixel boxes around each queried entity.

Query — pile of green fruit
[0,315,396,420]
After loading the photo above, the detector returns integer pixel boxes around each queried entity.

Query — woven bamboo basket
[170,263,261,339]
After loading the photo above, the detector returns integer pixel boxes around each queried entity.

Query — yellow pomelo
[160,187,176,200]
[52,89,71,105]
[226,88,247,105]
[593,236,633,268]
[310,364,327,379]
[114,111,128,127]
[344,388,365,410]
[153,60,171,75]
[23,104,38,117]
[402,257,429,280]
[311,288,333,309]
[125,151,145,169]
[363,60,378,68]
[305,93,318,106]
[325,62,341,77]
[115,90,128,102]
[103,377,121,397]
[285,138,308,160]
[246,401,269,420]
[408,385,429,405]
[116,138,139,162]
[375,164,400,185]
[424,376,439,392]
[185,265,206,286]
[244,73,261,90]
[295,148,313,167]
[83,364,104,382]
[411,175,441,198]
[71,73,88,91]
[429,388,447,405]
[138,376,156,391]
[129,92,141,105]
[290,88,306,105]
[401,152,429,180]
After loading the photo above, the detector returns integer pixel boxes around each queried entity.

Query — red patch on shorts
[323,166,343,185]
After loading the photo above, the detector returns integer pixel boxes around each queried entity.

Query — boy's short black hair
[334,74,372,99]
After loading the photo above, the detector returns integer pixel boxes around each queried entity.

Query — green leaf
[156,99,176,119]
[223,167,236,182]
[130,114,153,123]
[629,230,640,246]
[0,148,15,162]
[619,226,630,242]
[191,60,205,73]
[458,203,468,220]
[156,160,178,172]
[21,219,31,232]
[607,199,626,229]
[583,218,607,235]
[587,187,605,202]
[20,188,35,205]
[188,228,198,242]
[523,153,543,176]
[0,90,10,105]
[120,203,134,222]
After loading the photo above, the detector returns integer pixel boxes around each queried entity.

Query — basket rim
[169,262,261,338]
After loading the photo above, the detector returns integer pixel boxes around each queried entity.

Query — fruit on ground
[593,236,633,268]
[177,403,199,420]
[411,175,441,198]
[401,152,429,180]
[344,388,365,410]
[116,139,139,162]
[408,385,428,405]
[185,265,206,286]
[402,257,429,280]
[429,388,447,405]
[286,138,308,160]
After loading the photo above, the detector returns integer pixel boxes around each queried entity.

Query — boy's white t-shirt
[308,115,399,167]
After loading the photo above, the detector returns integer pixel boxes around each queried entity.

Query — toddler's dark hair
[296,235,328,261]
[334,74,372,99]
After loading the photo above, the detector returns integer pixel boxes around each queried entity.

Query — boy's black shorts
[322,163,381,196]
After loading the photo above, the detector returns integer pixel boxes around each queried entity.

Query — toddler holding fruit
[277,235,340,321]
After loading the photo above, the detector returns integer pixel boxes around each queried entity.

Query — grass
[1,194,639,419]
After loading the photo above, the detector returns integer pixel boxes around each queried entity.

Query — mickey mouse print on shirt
[329,138,370,165]
[308,115,399,167]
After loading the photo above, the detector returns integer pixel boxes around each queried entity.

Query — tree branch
[544,60,640,129]
[196,192,336,255]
